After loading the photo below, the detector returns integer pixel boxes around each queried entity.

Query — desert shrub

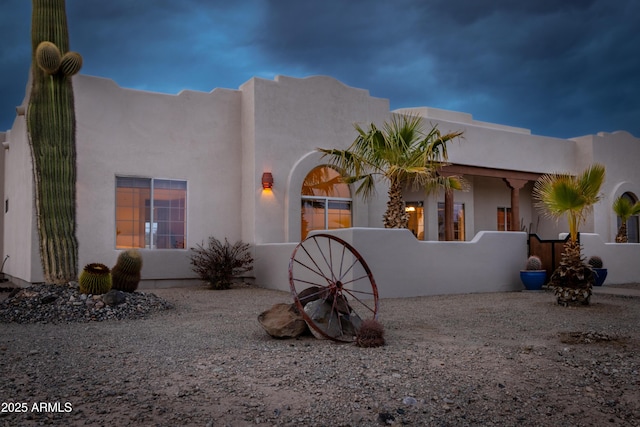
[189,237,253,290]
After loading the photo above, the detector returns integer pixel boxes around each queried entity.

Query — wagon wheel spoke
[289,233,379,342]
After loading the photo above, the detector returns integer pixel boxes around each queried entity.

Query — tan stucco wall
[244,75,390,244]
[74,75,243,281]
[573,132,640,242]
[2,106,43,283]
[3,72,640,286]
[256,228,527,297]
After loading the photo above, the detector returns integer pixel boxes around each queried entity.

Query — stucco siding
[74,75,242,280]
[256,228,527,298]
[2,112,43,283]
[247,75,390,243]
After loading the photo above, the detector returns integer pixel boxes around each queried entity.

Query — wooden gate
[528,234,574,283]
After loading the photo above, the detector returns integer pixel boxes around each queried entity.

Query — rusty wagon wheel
[289,233,379,342]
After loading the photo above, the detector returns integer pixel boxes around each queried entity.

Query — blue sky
[1,0,639,138]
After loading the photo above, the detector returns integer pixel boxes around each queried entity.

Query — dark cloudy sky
[1,0,639,138]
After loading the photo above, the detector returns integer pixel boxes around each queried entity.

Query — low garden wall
[255,229,528,298]
[580,233,640,285]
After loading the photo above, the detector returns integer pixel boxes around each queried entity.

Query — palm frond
[613,195,640,220]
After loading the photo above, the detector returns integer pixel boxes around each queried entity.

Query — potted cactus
[520,255,547,290]
[588,256,608,286]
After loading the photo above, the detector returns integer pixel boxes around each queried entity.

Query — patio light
[262,172,274,189]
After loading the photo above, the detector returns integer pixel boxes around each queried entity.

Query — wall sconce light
[16,105,25,116]
[262,172,274,189]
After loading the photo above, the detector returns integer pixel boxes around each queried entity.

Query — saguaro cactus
[27,0,82,284]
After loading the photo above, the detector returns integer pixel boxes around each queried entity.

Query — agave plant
[533,164,605,305]
[612,195,640,243]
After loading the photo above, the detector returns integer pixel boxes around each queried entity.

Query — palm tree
[532,163,606,305]
[318,114,464,229]
[612,195,640,243]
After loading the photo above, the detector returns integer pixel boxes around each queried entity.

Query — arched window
[617,192,639,243]
[301,166,352,240]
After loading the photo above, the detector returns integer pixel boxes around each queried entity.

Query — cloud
[1,0,638,138]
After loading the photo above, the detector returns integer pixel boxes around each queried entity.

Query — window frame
[300,165,352,240]
[115,176,188,250]
[497,206,512,231]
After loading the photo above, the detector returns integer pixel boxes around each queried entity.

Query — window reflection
[301,166,352,240]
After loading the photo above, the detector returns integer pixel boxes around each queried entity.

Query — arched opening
[617,192,639,243]
[301,166,352,240]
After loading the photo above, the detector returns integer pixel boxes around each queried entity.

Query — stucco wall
[573,132,640,242]
[2,114,44,283]
[255,228,527,298]
[4,72,639,287]
[581,233,640,284]
[0,131,4,266]
[397,107,576,175]
[246,76,390,244]
[74,75,243,281]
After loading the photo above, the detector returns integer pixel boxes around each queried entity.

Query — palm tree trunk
[615,223,628,243]
[383,181,408,228]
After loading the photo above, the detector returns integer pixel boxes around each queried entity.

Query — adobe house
[2,72,639,292]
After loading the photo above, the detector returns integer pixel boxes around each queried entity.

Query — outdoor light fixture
[262,172,274,189]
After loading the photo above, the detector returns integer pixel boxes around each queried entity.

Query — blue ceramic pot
[592,268,608,286]
[520,270,547,290]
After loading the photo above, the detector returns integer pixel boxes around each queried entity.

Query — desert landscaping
[0,283,638,426]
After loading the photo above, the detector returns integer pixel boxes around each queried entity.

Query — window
[301,166,351,240]
[437,202,465,241]
[116,177,187,249]
[406,202,424,239]
[497,207,512,231]
[617,192,639,243]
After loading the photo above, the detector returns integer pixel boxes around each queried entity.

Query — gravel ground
[0,283,639,426]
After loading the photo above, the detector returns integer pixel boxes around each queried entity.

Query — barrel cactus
[27,0,83,284]
[588,256,603,269]
[111,249,143,293]
[79,263,112,295]
[525,255,543,270]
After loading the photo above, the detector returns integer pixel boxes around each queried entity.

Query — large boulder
[258,303,308,338]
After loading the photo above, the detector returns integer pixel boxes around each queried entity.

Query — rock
[297,286,327,307]
[258,303,308,338]
[0,283,172,323]
[102,290,126,306]
[402,396,418,406]
[303,299,361,340]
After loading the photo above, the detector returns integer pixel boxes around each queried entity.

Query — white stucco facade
[2,72,639,293]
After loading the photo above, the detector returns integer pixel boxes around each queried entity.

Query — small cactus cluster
[588,256,603,269]
[111,250,143,293]
[525,255,543,270]
[78,263,112,295]
[355,318,386,348]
